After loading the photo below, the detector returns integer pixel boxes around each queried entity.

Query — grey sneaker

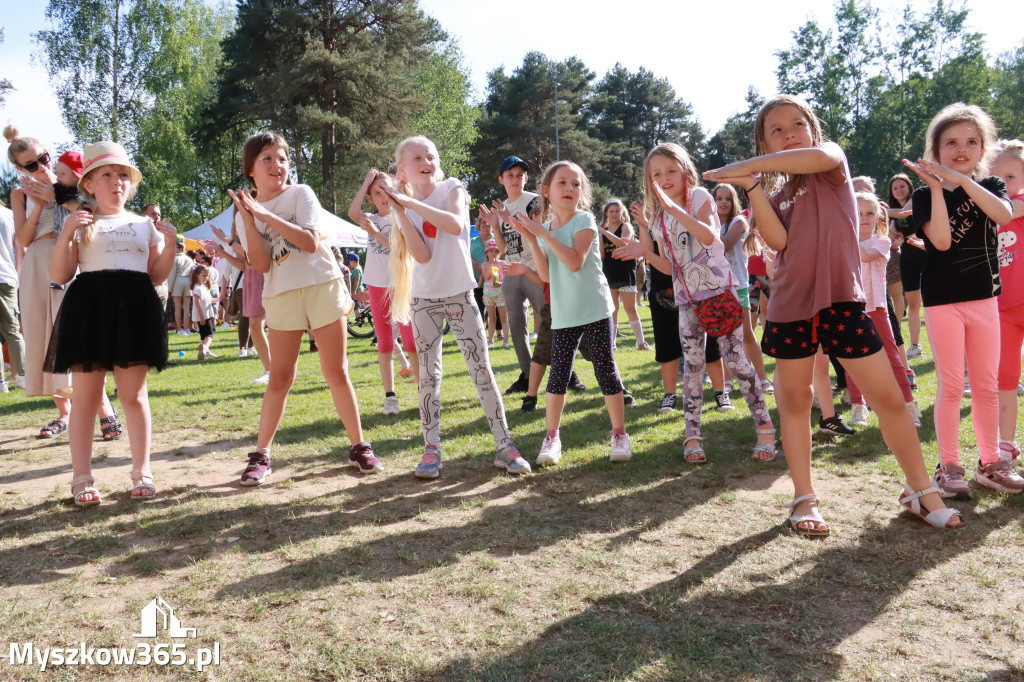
[907,400,922,427]
[906,344,923,359]
[383,395,400,416]
[537,435,562,466]
[610,432,632,462]
[495,446,532,475]
[850,403,869,427]
[934,463,971,500]
[974,458,1024,494]
[415,448,443,479]
[658,393,679,414]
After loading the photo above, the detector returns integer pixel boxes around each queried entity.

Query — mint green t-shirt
[543,212,614,329]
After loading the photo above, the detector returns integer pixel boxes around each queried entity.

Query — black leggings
[547,317,623,395]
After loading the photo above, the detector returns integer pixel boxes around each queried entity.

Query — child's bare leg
[69,370,105,502]
[841,353,961,525]
[113,365,153,496]
[314,320,364,445]
[775,356,824,531]
[813,350,836,419]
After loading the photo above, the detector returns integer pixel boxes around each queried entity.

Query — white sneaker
[610,432,632,462]
[537,435,562,466]
[238,348,249,358]
[253,371,271,384]
[907,400,922,427]
[906,344,923,359]
[850,403,869,427]
[15,375,25,390]
[383,395,400,416]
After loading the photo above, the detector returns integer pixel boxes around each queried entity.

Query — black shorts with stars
[761,302,884,360]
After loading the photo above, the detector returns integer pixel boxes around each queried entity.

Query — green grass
[1,314,1023,681]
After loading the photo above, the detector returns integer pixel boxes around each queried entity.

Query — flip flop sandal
[130,471,157,502]
[71,475,102,508]
[787,494,830,537]
[40,419,68,439]
[99,410,123,441]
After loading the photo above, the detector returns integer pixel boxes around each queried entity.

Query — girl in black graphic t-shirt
[905,103,1022,498]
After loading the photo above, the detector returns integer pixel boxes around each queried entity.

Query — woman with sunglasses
[4,125,120,439]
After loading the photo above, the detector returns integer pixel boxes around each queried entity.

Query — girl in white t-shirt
[347,169,419,416]
[384,136,528,479]
[230,131,378,484]
[47,141,177,506]
[191,265,217,360]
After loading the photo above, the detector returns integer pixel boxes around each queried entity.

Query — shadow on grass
[435,504,1016,681]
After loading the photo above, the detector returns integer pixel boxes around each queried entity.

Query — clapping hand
[629,201,649,229]
[612,237,647,261]
[226,188,273,224]
[507,211,546,239]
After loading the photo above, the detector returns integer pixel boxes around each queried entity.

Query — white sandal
[71,475,102,508]
[760,378,774,395]
[788,494,830,537]
[899,485,964,528]
[131,470,157,502]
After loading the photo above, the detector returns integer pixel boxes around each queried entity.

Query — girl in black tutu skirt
[46,141,177,507]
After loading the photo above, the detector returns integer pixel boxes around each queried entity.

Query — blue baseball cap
[498,156,530,175]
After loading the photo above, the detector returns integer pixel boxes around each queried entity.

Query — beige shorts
[262,278,353,332]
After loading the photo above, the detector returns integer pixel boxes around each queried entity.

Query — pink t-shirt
[858,234,890,312]
[766,146,864,322]
[998,192,1024,311]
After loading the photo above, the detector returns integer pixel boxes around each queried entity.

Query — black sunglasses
[20,151,51,173]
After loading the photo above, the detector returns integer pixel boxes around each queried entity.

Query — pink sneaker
[349,441,382,474]
[974,459,1024,494]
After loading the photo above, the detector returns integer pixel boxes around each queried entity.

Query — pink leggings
[998,301,1024,391]
[925,298,999,466]
[847,308,912,404]
[368,285,416,355]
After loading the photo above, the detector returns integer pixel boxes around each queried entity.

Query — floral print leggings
[679,303,771,439]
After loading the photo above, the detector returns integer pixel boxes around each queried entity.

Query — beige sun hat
[78,141,142,190]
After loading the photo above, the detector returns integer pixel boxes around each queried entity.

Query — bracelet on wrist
[746,180,762,194]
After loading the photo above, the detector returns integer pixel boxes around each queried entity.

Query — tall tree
[0,30,12,108]
[469,52,601,206]
[411,42,480,181]
[588,64,703,200]
[991,43,1024,140]
[200,0,445,212]
[704,87,765,170]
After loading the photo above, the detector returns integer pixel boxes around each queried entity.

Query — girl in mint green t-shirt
[506,161,632,466]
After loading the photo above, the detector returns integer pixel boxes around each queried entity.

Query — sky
[1,0,1022,163]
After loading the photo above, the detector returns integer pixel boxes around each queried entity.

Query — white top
[500,191,541,268]
[362,213,392,288]
[0,206,17,287]
[656,188,732,304]
[859,234,891,312]
[721,216,750,285]
[214,256,235,290]
[77,213,162,274]
[236,184,341,299]
[173,253,195,280]
[191,283,217,322]
[408,177,477,298]
[207,266,221,296]
[25,197,55,239]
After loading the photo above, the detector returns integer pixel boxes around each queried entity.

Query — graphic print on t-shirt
[102,224,144,254]
[999,230,1018,268]
[423,221,437,238]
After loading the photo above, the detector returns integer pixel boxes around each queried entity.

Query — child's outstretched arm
[501,260,543,288]
[651,181,717,246]
[149,220,177,284]
[385,194,430,263]
[509,212,589,274]
[384,183,467,236]
[347,169,377,224]
[904,158,1013,235]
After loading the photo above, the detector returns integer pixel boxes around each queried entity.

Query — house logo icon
[132,598,197,639]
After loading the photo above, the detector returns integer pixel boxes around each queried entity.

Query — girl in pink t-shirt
[704,95,962,534]
[990,140,1024,460]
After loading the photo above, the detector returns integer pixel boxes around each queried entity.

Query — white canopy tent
[182,205,368,249]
